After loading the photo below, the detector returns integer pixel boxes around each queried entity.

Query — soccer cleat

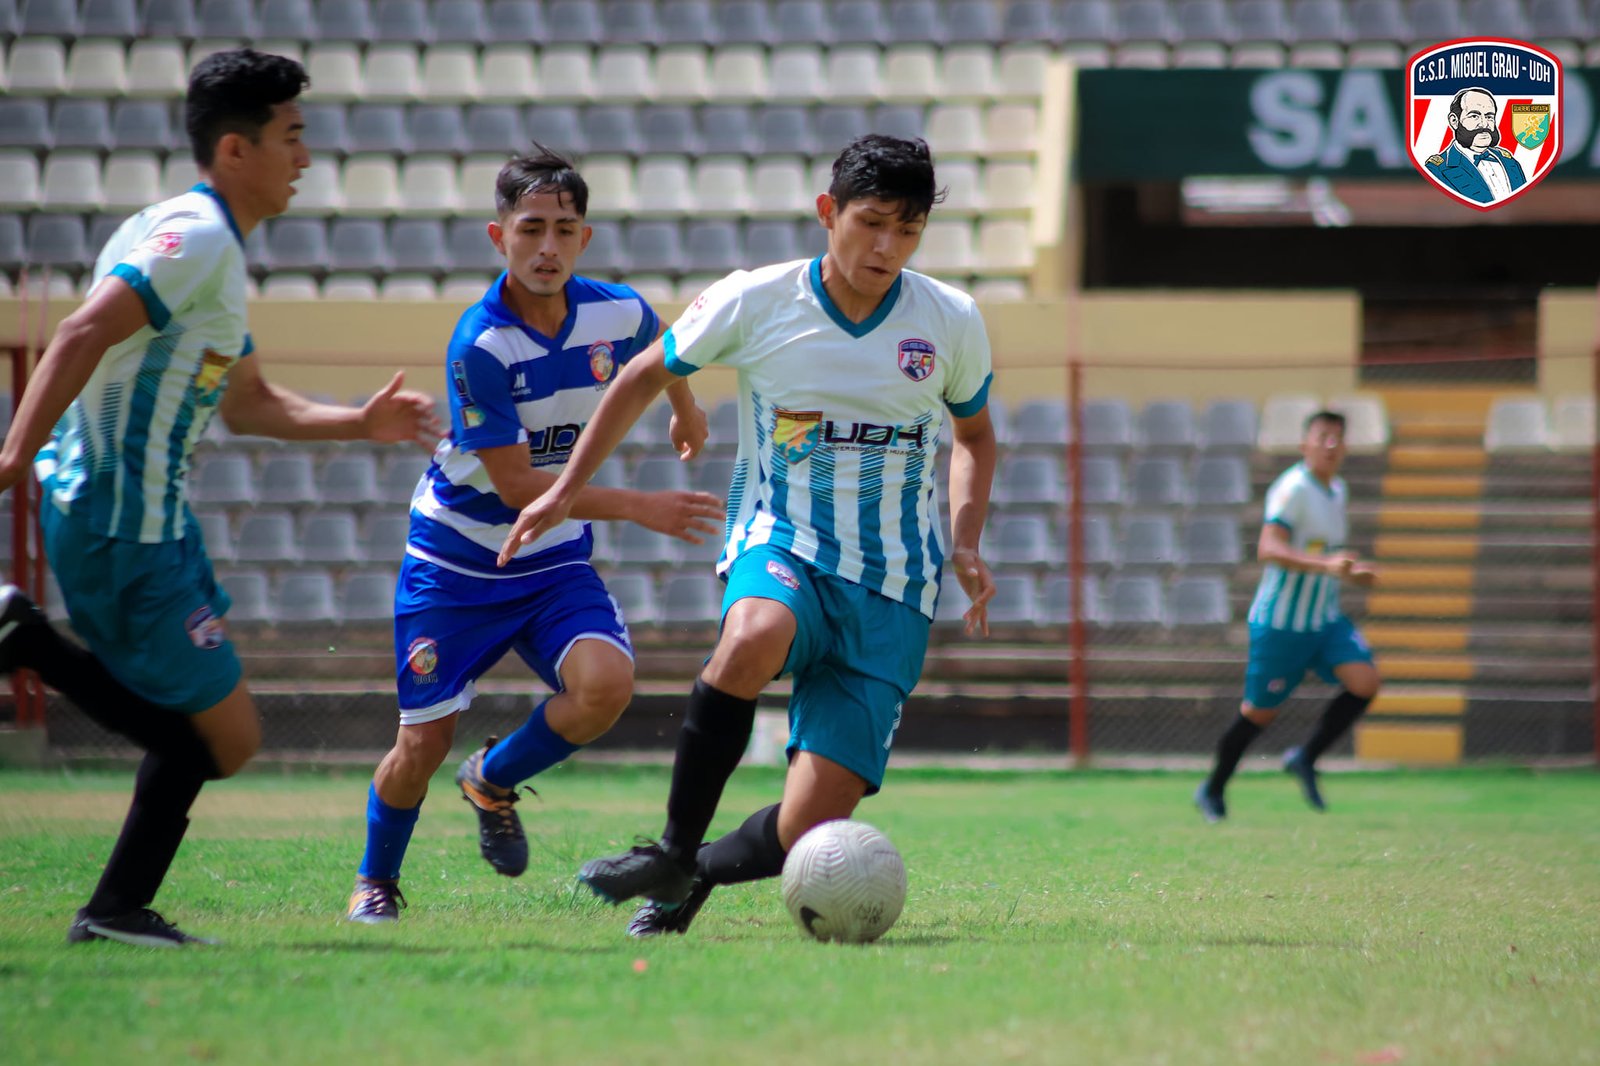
[0,584,48,675]
[346,877,406,924]
[1194,783,1227,823]
[578,841,696,906]
[627,877,714,938]
[1283,747,1327,812]
[456,738,530,877]
[67,907,218,947]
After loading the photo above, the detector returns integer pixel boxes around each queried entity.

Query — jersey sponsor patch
[766,560,801,590]
[772,408,823,463]
[897,338,936,382]
[140,231,184,258]
[185,605,226,649]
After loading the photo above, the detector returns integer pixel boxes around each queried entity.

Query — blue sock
[482,700,580,789]
[358,782,421,882]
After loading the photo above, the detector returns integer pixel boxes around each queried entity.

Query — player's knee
[566,671,633,732]
[1348,675,1381,701]
[395,719,455,773]
[706,627,788,693]
[1242,706,1278,727]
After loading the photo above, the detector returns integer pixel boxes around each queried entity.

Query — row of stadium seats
[936,570,1234,628]
[0,38,1054,102]
[4,0,1590,49]
[995,454,1253,508]
[1485,395,1597,452]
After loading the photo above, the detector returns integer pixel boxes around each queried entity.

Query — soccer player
[0,49,441,946]
[498,135,998,937]
[1195,410,1382,822]
[344,147,722,924]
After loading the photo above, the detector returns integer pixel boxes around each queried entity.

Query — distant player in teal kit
[0,49,440,946]
[1196,411,1382,822]
[345,147,721,923]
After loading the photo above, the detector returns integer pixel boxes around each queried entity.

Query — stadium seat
[925,105,983,155]
[219,569,272,623]
[388,217,446,273]
[339,569,397,622]
[639,105,700,155]
[881,46,938,101]
[543,0,602,41]
[405,104,466,156]
[1009,400,1069,449]
[581,219,627,274]
[301,510,362,562]
[258,0,313,37]
[914,220,975,274]
[192,454,256,506]
[654,45,710,103]
[1528,0,1586,36]
[985,575,1039,626]
[1075,456,1125,507]
[614,522,683,567]
[363,44,420,102]
[52,98,111,150]
[322,274,377,299]
[316,0,372,39]
[453,104,517,156]
[300,104,350,156]
[1082,399,1134,452]
[196,0,255,36]
[1407,0,1462,40]
[585,105,642,155]
[747,157,808,217]
[1001,0,1057,41]
[657,0,716,43]
[946,0,1001,40]
[1192,455,1250,508]
[1198,399,1257,451]
[399,155,460,215]
[64,39,126,95]
[0,216,25,268]
[1552,395,1595,451]
[1107,574,1165,627]
[708,45,768,100]
[1038,573,1103,625]
[635,156,694,215]
[262,273,320,299]
[1129,457,1187,508]
[110,99,174,151]
[756,105,818,156]
[1258,393,1320,452]
[681,219,741,273]
[0,98,51,148]
[524,103,585,154]
[8,38,68,96]
[379,273,436,299]
[348,103,410,155]
[141,0,197,37]
[235,512,300,562]
[937,160,981,214]
[1182,515,1243,567]
[266,217,328,271]
[259,453,320,505]
[362,510,412,558]
[1328,392,1390,453]
[990,514,1063,567]
[1171,575,1230,628]
[328,218,391,273]
[441,216,495,272]
[658,573,720,624]
[23,0,80,35]
[768,45,825,102]
[485,0,541,38]
[1484,398,1552,452]
[39,153,102,210]
[743,218,800,264]
[306,43,363,100]
[605,571,658,626]
[593,45,653,101]
[418,43,478,101]
[373,0,429,41]
[191,511,234,562]
[1070,513,1117,568]
[1348,0,1406,39]
[823,45,882,103]
[998,454,1066,507]
[1121,513,1179,569]
[699,105,756,155]
[126,40,186,95]
[1137,401,1197,451]
[982,162,1036,214]
[479,45,537,102]
[285,158,340,213]
[537,45,594,102]
[715,0,773,43]
[275,570,338,624]
[883,0,944,43]
[342,155,402,214]
[633,456,691,493]
[977,219,1032,274]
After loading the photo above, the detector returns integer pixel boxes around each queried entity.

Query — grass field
[1,763,1597,1065]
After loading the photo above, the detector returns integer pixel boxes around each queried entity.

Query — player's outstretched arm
[948,405,999,637]
[219,362,442,448]
[664,378,709,461]
[497,338,677,565]
[0,278,150,493]
[1257,524,1361,577]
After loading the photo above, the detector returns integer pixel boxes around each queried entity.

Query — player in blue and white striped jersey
[346,147,721,923]
[0,50,440,947]
[501,136,999,935]
[1197,410,1384,822]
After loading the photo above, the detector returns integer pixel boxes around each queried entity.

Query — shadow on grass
[283,939,624,957]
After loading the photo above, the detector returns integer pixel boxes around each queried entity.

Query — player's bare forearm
[947,409,997,553]
[0,279,149,489]
[1257,525,1356,574]
[549,341,678,502]
[664,376,696,415]
[477,445,645,519]
[221,374,363,440]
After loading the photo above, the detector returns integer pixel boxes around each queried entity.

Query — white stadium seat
[479,45,537,102]
[535,45,594,102]
[978,219,1032,274]
[40,152,105,210]
[363,44,421,102]
[708,45,767,101]
[592,45,653,101]
[985,103,1040,154]
[0,151,42,209]
[692,158,752,216]
[941,46,996,101]
[633,156,693,216]
[653,46,710,103]
[306,44,364,100]
[66,39,129,96]
[419,44,480,102]
[341,155,402,215]
[748,158,809,216]
[768,45,825,102]
[882,46,938,102]
[823,46,882,103]
[925,104,984,155]
[7,38,69,95]
[103,152,164,211]
[127,41,187,97]
[399,156,460,215]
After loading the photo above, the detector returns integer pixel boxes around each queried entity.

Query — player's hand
[669,402,709,461]
[0,453,27,496]
[498,488,574,567]
[1324,551,1359,579]
[362,371,444,450]
[636,490,723,544]
[1348,562,1379,588]
[950,546,995,637]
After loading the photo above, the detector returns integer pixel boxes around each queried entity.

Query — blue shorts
[1244,617,1373,709]
[394,553,633,726]
[41,502,240,714]
[722,544,930,795]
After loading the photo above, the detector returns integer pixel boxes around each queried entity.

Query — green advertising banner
[1077,67,1600,180]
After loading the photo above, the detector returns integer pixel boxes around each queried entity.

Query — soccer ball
[781,819,907,944]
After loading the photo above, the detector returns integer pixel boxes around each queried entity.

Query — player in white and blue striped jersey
[500,136,999,934]
[1197,410,1384,822]
[0,50,440,947]
[346,148,721,923]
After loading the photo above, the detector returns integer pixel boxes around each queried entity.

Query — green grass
[1,764,1598,1065]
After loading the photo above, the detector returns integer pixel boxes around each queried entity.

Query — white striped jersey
[663,257,993,619]
[36,184,253,542]
[406,273,659,579]
[1247,461,1349,632]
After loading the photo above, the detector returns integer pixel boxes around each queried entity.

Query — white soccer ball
[781,819,907,944]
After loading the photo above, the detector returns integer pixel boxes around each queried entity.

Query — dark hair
[827,134,945,222]
[1304,410,1347,434]
[495,143,588,216]
[186,49,309,167]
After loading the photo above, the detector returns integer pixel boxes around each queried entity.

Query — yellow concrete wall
[1538,288,1599,399]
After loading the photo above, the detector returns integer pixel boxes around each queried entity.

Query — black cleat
[627,877,714,938]
[346,877,406,924]
[578,841,696,906]
[0,584,48,674]
[1283,747,1327,812]
[456,738,529,877]
[67,907,218,947]
[1194,783,1227,823]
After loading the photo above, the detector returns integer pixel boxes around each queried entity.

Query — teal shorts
[42,502,241,714]
[1244,618,1373,710]
[721,544,931,794]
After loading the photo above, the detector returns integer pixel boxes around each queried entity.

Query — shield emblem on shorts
[772,408,822,463]
[1407,38,1562,211]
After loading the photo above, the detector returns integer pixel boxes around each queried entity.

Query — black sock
[698,804,785,886]
[1300,690,1372,765]
[1206,715,1263,796]
[660,679,759,863]
[86,748,213,917]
